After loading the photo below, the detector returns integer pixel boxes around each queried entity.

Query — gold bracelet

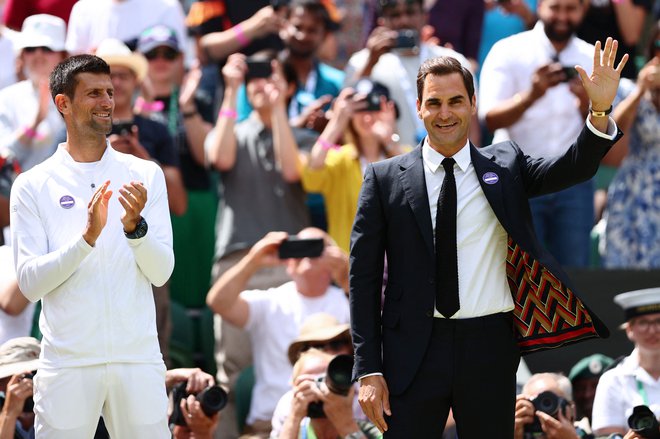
[589,106,612,118]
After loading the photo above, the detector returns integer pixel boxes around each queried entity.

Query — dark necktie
[435,157,459,317]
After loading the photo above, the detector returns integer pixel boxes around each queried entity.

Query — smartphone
[245,60,272,81]
[109,121,135,136]
[355,92,382,112]
[394,29,419,50]
[278,237,324,259]
[561,66,578,82]
[270,0,290,10]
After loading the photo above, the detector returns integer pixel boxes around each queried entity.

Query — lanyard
[636,378,650,406]
[300,417,317,439]
[167,87,179,136]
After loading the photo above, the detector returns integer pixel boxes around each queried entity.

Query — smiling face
[284,6,327,59]
[538,0,584,44]
[416,72,476,156]
[59,72,114,136]
[626,312,660,352]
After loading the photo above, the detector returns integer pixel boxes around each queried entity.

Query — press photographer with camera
[206,228,349,437]
[0,337,40,439]
[592,289,660,436]
[278,350,381,439]
[166,367,223,439]
[514,373,579,439]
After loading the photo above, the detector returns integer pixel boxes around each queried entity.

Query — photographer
[0,337,40,439]
[166,367,220,439]
[592,289,660,436]
[278,349,380,439]
[515,373,579,439]
[206,228,349,437]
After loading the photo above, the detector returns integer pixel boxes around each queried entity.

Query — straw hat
[95,38,148,82]
[287,313,350,365]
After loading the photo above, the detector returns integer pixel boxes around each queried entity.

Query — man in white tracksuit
[9,54,174,437]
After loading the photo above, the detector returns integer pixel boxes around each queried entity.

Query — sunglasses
[23,46,54,54]
[144,47,179,61]
[301,338,352,353]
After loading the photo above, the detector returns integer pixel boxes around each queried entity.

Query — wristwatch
[124,216,148,239]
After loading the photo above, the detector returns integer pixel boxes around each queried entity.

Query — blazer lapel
[470,144,510,229]
[399,147,435,258]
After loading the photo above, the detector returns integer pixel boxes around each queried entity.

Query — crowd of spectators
[0,0,659,438]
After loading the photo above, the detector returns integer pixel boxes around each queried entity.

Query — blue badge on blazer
[482,172,499,185]
[59,195,75,209]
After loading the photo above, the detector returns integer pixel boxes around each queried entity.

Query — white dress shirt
[478,22,595,158]
[422,139,513,318]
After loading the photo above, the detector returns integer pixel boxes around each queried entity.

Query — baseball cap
[568,353,614,381]
[0,337,41,379]
[136,25,180,54]
[17,14,66,52]
[95,38,148,82]
[614,288,660,321]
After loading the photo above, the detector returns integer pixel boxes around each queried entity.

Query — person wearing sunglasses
[0,14,67,174]
[592,288,660,436]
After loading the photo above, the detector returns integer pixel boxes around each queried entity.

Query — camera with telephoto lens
[169,381,228,426]
[0,372,35,413]
[627,405,660,439]
[307,354,354,418]
[523,391,569,436]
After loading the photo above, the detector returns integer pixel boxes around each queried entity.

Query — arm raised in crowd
[269,60,305,183]
[206,231,288,328]
[206,54,244,171]
[179,64,212,167]
[200,6,283,61]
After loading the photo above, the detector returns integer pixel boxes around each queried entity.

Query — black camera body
[278,237,324,259]
[628,405,660,439]
[307,355,354,419]
[393,29,418,50]
[523,391,569,436]
[169,381,228,426]
[270,0,290,10]
[109,121,135,137]
[0,372,35,413]
[561,66,578,82]
[245,59,273,81]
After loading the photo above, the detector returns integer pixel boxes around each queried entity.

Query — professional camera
[307,354,354,418]
[169,381,228,426]
[523,391,569,436]
[627,405,660,439]
[0,372,34,413]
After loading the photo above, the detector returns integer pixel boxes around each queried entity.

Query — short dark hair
[289,0,337,31]
[49,54,111,101]
[377,0,423,16]
[416,56,474,102]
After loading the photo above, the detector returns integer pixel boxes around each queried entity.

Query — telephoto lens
[197,385,228,417]
[627,405,660,439]
[324,354,354,396]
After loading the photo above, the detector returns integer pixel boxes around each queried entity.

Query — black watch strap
[124,217,148,239]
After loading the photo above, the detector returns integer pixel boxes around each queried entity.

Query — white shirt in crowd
[592,349,660,431]
[478,22,594,158]
[242,282,350,424]
[65,0,187,54]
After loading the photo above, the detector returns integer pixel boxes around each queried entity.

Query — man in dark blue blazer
[349,38,628,438]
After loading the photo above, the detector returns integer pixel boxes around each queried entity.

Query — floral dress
[604,79,660,268]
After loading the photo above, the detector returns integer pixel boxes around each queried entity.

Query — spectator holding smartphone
[204,51,318,438]
[205,228,349,437]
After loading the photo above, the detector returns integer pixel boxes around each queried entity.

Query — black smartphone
[394,29,418,50]
[270,0,290,10]
[278,237,324,259]
[110,121,135,136]
[561,66,578,82]
[245,60,272,81]
[355,92,382,112]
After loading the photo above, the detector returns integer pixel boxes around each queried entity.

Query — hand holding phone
[278,237,324,259]
[245,60,273,81]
